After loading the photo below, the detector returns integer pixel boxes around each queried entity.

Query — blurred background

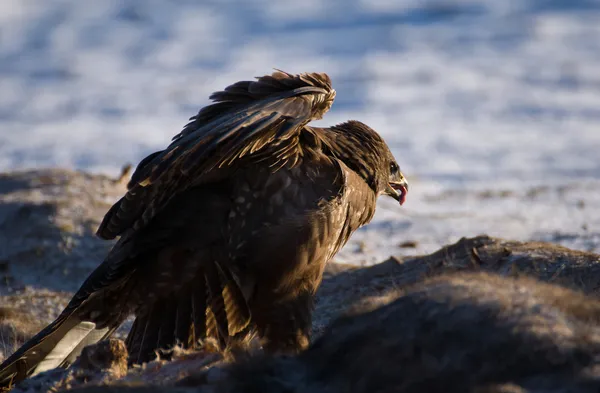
[1,0,599,263]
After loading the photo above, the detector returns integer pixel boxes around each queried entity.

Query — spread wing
[97,70,336,240]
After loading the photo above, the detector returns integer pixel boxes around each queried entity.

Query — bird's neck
[314,126,382,193]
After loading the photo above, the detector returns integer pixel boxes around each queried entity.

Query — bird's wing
[0,184,237,385]
[97,70,336,240]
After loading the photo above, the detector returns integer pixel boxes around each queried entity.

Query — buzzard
[0,70,408,387]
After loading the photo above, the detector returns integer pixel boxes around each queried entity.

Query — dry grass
[0,307,44,364]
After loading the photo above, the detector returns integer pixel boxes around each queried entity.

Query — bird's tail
[126,260,252,365]
[0,313,115,389]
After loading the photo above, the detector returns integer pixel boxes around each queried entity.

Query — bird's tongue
[398,185,408,205]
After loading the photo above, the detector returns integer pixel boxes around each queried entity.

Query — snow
[0,0,599,262]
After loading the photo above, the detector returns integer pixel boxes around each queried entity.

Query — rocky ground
[1,169,600,392]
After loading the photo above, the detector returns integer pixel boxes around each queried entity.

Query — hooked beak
[385,172,409,206]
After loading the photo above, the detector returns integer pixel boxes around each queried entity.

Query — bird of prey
[0,70,408,387]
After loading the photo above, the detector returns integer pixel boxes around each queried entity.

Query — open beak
[385,173,409,206]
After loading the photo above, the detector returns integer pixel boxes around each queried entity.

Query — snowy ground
[1,0,599,264]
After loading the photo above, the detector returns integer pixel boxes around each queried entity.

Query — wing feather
[97,70,335,240]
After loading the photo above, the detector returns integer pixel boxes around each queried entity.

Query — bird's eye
[390,162,399,174]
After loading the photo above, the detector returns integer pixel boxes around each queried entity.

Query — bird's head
[384,159,409,206]
[324,120,408,206]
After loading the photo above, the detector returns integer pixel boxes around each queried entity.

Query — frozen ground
[0,0,599,264]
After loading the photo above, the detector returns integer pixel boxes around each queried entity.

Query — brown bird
[0,70,408,387]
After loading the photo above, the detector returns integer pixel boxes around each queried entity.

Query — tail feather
[173,288,193,348]
[215,262,251,336]
[126,294,193,365]
[62,325,115,369]
[0,315,113,388]
[190,275,208,344]
[126,283,195,364]
[156,299,178,353]
[204,263,230,347]
[124,318,141,359]
[127,302,164,365]
[33,323,110,375]
[205,303,220,348]
[124,261,253,365]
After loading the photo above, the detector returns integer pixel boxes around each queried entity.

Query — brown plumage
[0,70,408,387]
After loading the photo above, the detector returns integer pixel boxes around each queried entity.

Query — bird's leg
[253,290,314,355]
